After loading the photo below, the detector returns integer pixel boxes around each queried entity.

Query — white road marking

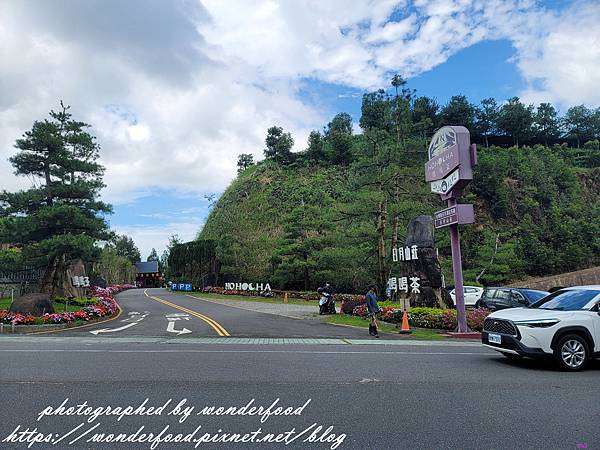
[166,321,192,335]
[0,349,491,355]
[121,313,148,323]
[89,323,138,335]
[166,313,190,319]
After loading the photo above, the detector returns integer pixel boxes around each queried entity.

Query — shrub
[347,304,491,331]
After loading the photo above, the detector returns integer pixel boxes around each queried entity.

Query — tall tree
[96,247,136,285]
[412,96,439,138]
[534,102,560,146]
[159,235,181,278]
[0,103,111,297]
[496,97,534,147]
[475,98,499,147]
[359,90,393,133]
[390,75,413,145]
[112,234,141,264]
[325,113,354,165]
[440,95,477,131]
[274,190,331,290]
[237,153,254,173]
[306,130,326,163]
[563,105,595,148]
[264,126,294,164]
[147,248,159,262]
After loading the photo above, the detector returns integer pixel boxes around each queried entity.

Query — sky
[1,0,599,259]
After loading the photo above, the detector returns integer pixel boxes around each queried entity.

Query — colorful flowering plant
[0,284,134,326]
[350,304,491,331]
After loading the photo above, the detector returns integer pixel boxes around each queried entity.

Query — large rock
[406,215,435,248]
[391,215,454,309]
[9,293,54,316]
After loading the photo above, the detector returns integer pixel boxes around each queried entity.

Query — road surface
[0,288,597,449]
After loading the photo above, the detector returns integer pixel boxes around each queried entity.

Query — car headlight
[513,319,560,328]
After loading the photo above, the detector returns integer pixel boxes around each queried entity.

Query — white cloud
[113,220,205,259]
[1,0,599,254]
[515,2,600,107]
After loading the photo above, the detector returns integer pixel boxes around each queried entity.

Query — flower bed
[350,304,491,332]
[0,284,134,326]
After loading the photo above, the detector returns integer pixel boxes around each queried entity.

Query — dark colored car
[478,287,549,311]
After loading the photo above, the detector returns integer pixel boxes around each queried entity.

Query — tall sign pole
[425,126,476,333]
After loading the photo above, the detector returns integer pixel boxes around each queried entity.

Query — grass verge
[322,314,446,340]
[187,291,316,306]
[0,297,95,313]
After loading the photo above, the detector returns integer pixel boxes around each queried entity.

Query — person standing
[366,284,381,338]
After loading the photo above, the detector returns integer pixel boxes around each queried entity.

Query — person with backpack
[366,284,381,338]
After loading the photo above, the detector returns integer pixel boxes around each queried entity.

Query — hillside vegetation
[200,82,600,293]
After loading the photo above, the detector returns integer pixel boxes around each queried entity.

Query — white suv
[449,286,483,307]
[482,286,600,371]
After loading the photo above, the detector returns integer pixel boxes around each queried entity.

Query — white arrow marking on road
[89,323,138,335]
[121,313,148,323]
[166,321,192,335]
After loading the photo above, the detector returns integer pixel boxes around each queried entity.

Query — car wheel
[554,334,589,371]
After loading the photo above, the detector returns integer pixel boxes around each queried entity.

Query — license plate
[488,333,501,344]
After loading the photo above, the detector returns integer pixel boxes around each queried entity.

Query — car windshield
[523,291,548,302]
[531,289,600,311]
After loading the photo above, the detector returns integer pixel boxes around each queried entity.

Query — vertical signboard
[426,126,477,333]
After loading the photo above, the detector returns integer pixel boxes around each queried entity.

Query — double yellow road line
[144,290,230,337]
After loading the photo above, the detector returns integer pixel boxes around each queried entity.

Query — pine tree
[0,103,111,297]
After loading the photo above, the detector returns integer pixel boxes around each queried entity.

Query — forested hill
[199,87,600,294]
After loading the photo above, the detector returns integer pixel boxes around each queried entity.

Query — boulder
[406,215,435,248]
[9,293,54,316]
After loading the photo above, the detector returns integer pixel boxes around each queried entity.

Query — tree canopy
[0,103,111,296]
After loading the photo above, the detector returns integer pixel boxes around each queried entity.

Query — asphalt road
[1,288,598,450]
[0,336,598,450]
[51,288,390,339]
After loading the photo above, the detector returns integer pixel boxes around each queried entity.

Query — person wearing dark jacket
[366,284,381,338]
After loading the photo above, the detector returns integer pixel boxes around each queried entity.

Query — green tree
[563,105,595,148]
[440,95,477,131]
[112,234,141,264]
[147,248,159,262]
[412,96,439,138]
[390,75,414,144]
[475,98,499,147]
[533,102,560,146]
[274,194,331,290]
[497,97,534,147]
[325,113,354,165]
[359,90,393,132]
[264,126,294,164]
[306,130,326,163]
[95,247,136,285]
[159,250,169,275]
[0,103,111,297]
[237,153,254,173]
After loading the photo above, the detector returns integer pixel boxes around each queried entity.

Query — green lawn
[0,297,95,313]
[0,297,11,310]
[322,314,446,340]
[187,291,317,306]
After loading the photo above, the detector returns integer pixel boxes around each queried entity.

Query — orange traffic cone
[399,308,411,334]
[283,292,288,304]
